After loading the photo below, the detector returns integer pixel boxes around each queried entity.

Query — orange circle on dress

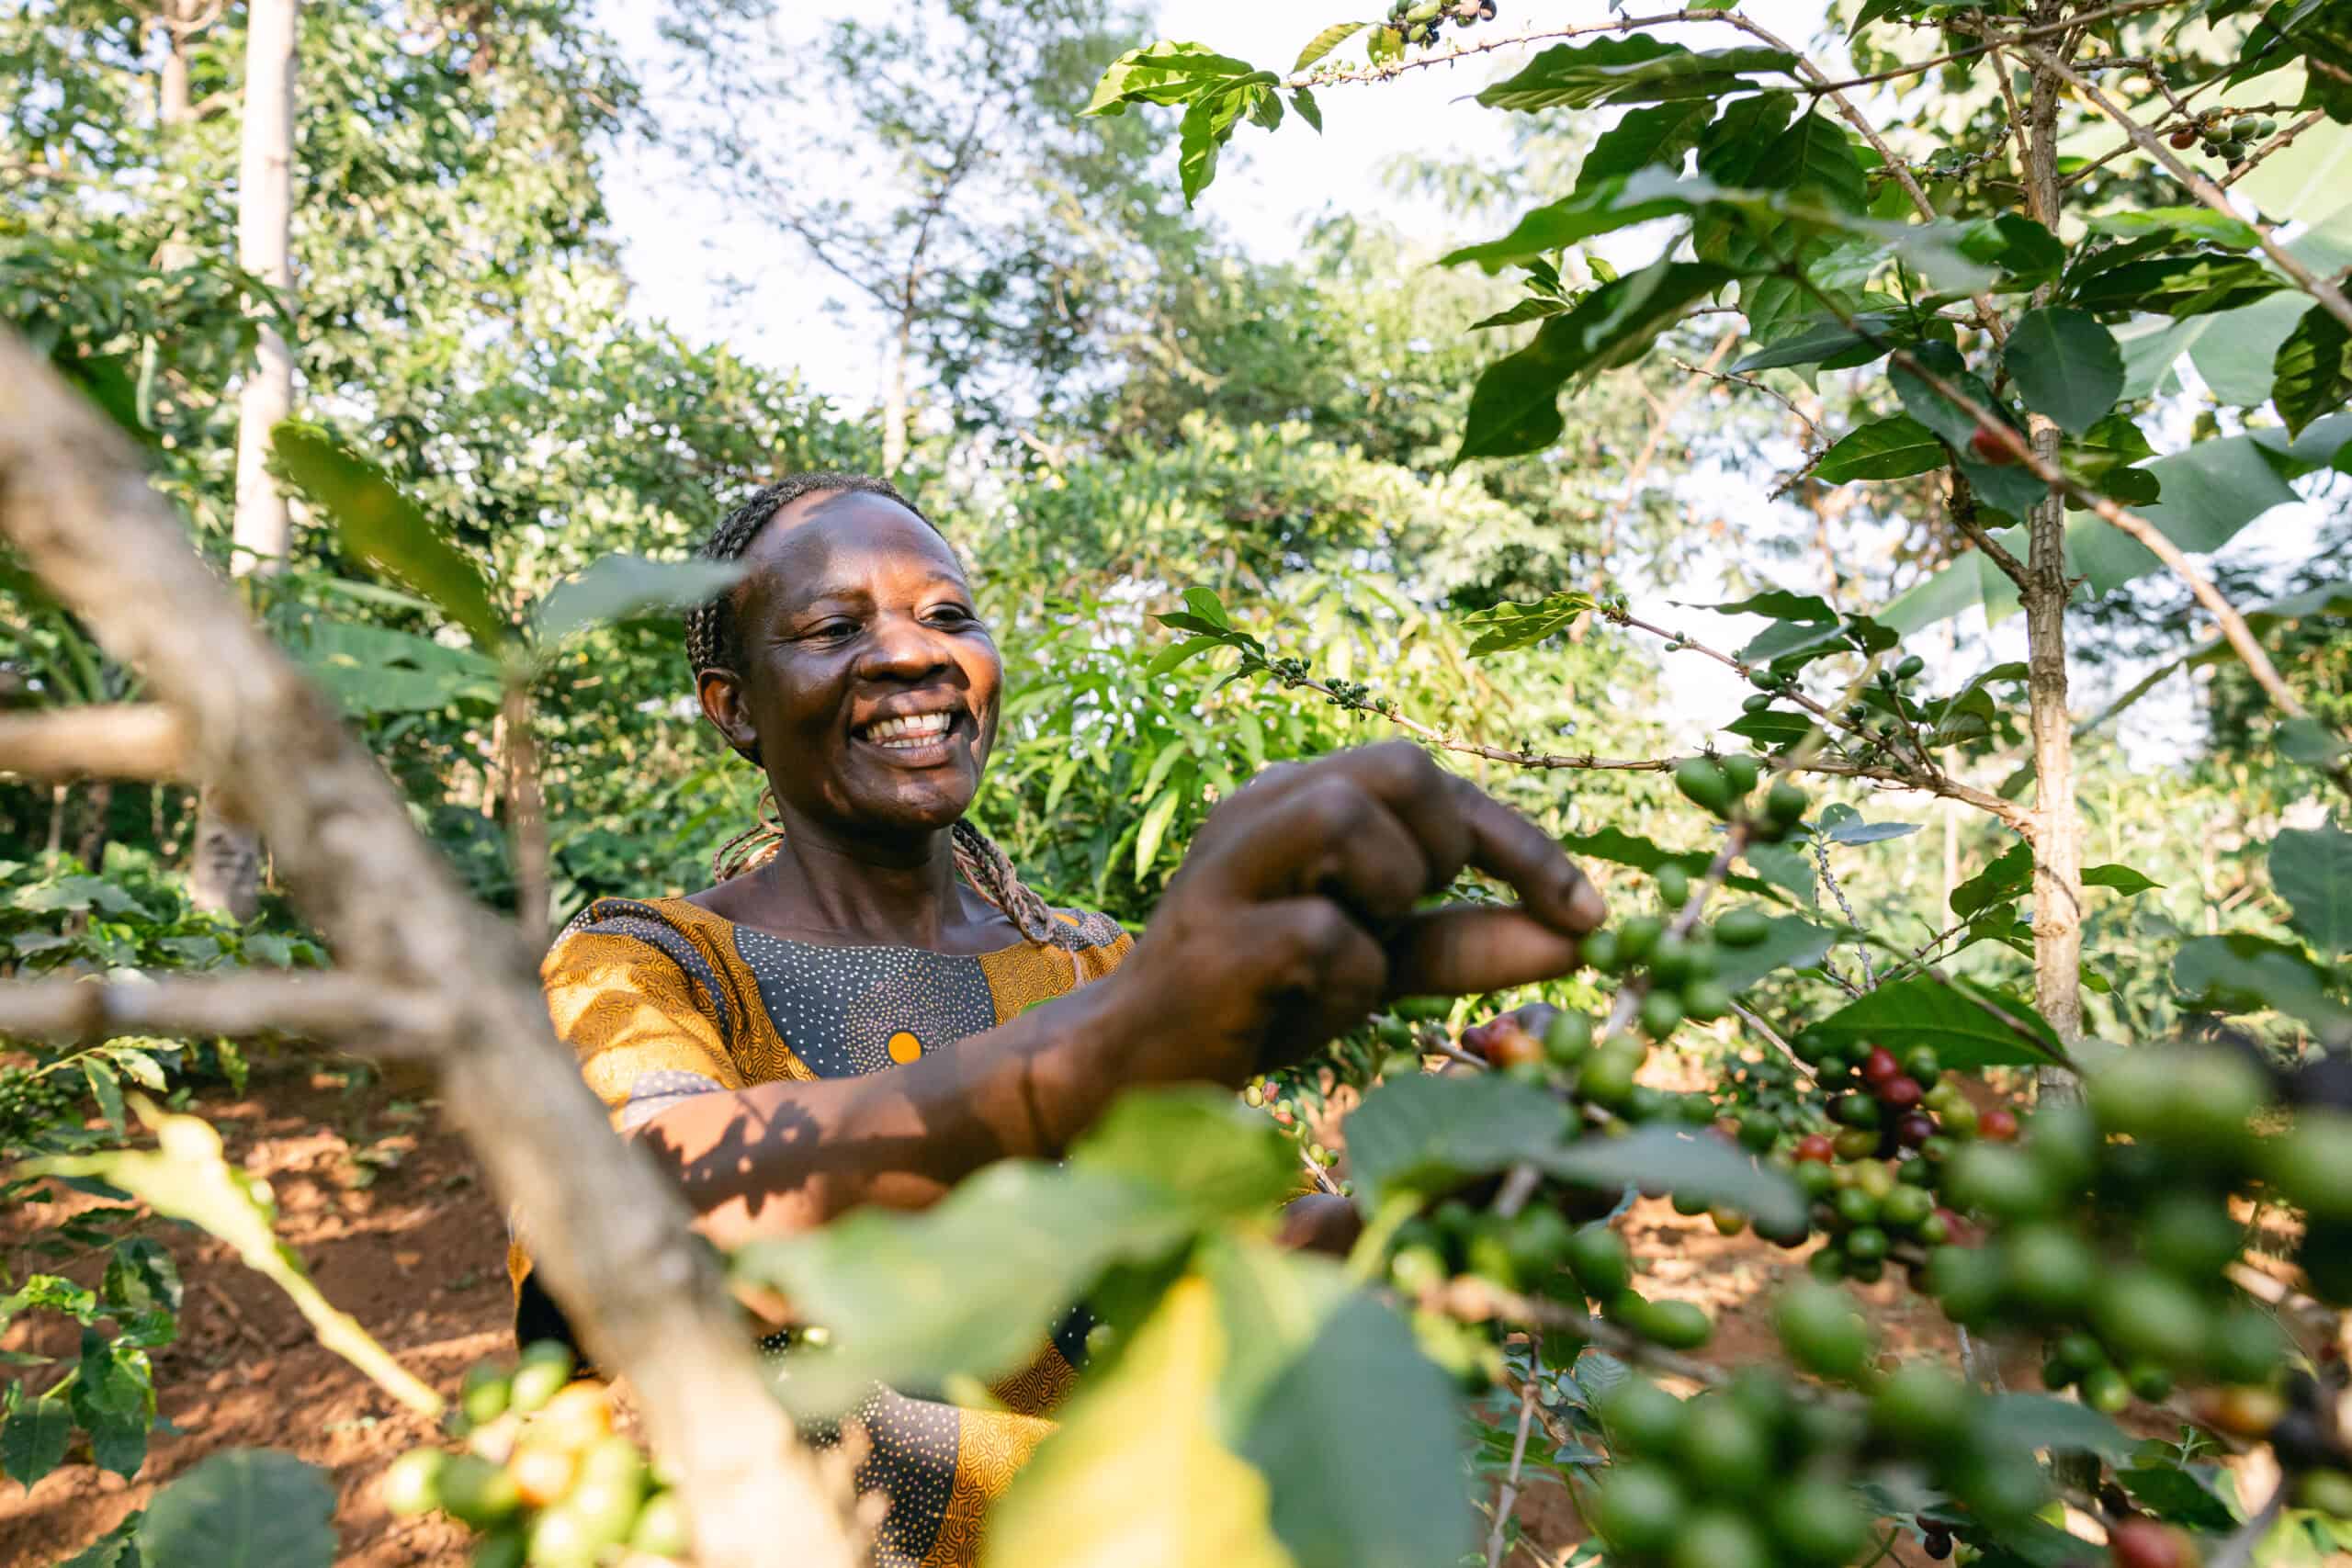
[887,1031,922,1064]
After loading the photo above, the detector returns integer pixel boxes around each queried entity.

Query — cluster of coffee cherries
[1240,1069,1347,1187]
[0,1064,79,1154]
[2165,108,2278,167]
[1383,0,1496,48]
[1393,1199,1714,1387]
[382,1342,690,1568]
[1917,1044,2350,1465]
[1781,1037,1994,1281]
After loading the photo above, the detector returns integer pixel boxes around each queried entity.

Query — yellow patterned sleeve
[539,912,748,1129]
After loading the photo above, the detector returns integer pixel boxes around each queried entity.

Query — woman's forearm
[630,975,1140,1250]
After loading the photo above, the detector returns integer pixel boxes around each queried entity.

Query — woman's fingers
[1452,781,1608,935]
[1181,764,1434,923]
[1384,905,1589,999]
[1231,895,1392,1057]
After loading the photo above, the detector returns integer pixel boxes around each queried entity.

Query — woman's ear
[696,668,761,761]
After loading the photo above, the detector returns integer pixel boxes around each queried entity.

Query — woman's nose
[858,613,950,678]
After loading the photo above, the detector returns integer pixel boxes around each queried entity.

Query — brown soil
[2,1057,509,1568]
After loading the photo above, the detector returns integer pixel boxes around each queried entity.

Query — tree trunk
[2021,25,2084,1089]
[191,0,300,921]
[156,1,193,127]
[882,300,912,475]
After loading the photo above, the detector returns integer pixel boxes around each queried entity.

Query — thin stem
[1485,1348,1544,1568]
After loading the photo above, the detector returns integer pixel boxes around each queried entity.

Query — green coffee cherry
[1770,1474,1871,1567]
[438,1453,523,1529]
[2268,1110,2352,1219]
[1544,1010,1594,1065]
[1675,757,1735,815]
[1774,1280,1872,1379]
[1657,863,1690,908]
[1894,653,1925,679]
[1634,1296,1713,1349]
[1764,780,1808,825]
[629,1491,693,1557]
[383,1448,447,1517]
[2091,1267,2210,1365]
[1618,914,1664,964]
[1720,753,1760,797]
[1670,1510,1770,1568]
[1639,990,1685,1040]
[1871,1363,1970,1448]
[1566,1224,1632,1299]
[1676,1395,1770,1493]
[1713,908,1771,948]
[2000,1223,2096,1316]
[1682,978,1732,1022]
[1597,1376,1687,1454]
[460,1362,512,1427]
[1595,1461,1686,1554]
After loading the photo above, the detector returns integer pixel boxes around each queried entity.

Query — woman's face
[701,490,1001,844]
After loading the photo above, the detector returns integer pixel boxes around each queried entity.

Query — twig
[1486,1347,1544,1568]
[0,705,188,781]
[1672,357,1820,446]
[0,972,454,1046]
[1810,837,1878,989]
[1424,1274,1727,1387]
[2221,109,2328,190]
[199,1277,276,1358]
[2012,41,2352,337]
[1788,283,2351,802]
[1729,1000,1816,1081]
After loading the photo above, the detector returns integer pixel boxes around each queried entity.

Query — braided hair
[684,474,1061,944]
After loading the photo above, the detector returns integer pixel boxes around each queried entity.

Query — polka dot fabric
[517,891,1136,1568]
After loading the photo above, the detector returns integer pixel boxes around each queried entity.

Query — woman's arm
[634,742,1608,1250]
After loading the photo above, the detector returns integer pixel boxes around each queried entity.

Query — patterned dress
[510,893,1135,1568]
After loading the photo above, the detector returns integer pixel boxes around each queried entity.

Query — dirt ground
[0,1053,2070,1567]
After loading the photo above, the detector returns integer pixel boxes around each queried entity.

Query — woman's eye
[808,622,857,642]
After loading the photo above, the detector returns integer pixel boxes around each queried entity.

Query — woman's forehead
[743,490,965,594]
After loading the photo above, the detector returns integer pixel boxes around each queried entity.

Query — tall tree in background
[190,0,298,919]
[655,0,1159,470]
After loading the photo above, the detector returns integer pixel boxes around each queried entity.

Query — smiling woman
[507,472,1608,1566]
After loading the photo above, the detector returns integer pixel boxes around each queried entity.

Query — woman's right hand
[1096,741,1606,1091]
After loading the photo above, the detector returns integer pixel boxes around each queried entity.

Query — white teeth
[865,712,953,746]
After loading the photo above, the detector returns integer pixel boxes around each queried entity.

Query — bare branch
[0,333,859,1568]
[0,971,450,1046]
[2013,41,2352,338]
[0,705,187,781]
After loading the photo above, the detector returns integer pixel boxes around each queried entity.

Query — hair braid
[688,474,1061,945]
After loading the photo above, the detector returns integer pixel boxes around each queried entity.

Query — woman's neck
[697,808,1011,953]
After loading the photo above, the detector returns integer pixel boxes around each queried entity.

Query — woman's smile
[853,701,969,763]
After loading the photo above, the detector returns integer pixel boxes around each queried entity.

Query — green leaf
[1134,784,1183,880]
[1365,23,1401,64]
[1537,1126,1806,1233]
[1456,261,1733,459]
[1476,36,1797,112]
[2273,305,2352,438]
[1749,109,1867,213]
[1813,415,1945,481]
[2173,934,2352,1040]
[83,1058,124,1134]
[2004,308,2124,436]
[271,423,506,654]
[984,1277,1297,1568]
[1959,214,2067,288]
[1085,40,1261,115]
[1179,81,1261,205]
[2118,1465,2240,1532]
[531,555,747,655]
[287,616,502,716]
[1292,21,1364,70]
[1439,175,1695,274]
[1804,976,2065,1069]
[56,1512,142,1568]
[1235,1293,1474,1568]
[1460,592,1595,655]
[1708,913,1838,994]
[1291,86,1322,132]
[2082,207,2261,250]
[2271,826,2352,956]
[2066,255,2288,319]
[1951,841,2031,918]
[1557,827,1775,896]
[1733,311,1911,373]
[1889,343,2049,519]
[1203,1237,1351,1436]
[2080,864,2162,897]
[1974,1393,2135,1461]
[1468,296,1573,330]
[138,1450,336,1568]
[1573,100,1713,195]
[2,1398,71,1490]
[735,1089,1293,1414]
[1341,1074,1569,1210]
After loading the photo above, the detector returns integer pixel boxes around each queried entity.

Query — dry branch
[0,971,449,1045]
[0,333,857,1568]
[0,705,188,781]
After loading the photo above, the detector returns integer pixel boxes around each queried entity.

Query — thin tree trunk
[156,1,194,127]
[882,298,912,475]
[2021,21,2082,1084]
[191,0,300,921]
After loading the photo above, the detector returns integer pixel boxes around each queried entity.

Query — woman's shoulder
[543,894,741,981]
[1027,903,1134,955]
